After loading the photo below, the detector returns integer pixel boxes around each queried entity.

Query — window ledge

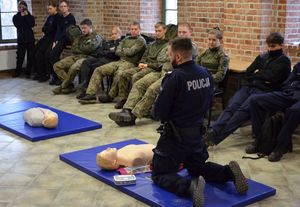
[0,43,17,50]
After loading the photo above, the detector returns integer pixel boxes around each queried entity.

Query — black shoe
[114,99,126,109]
[78,94,97,104]
[109,109,136,122]
[189,176,205,207]
[245,142,258,154]
[203,128,216,147]
[115,120,136,127]
[32,74,42,80]
[229,161,248,195]
[12,71,21,78]
[54,79,62,85]
[38,75,50,82]
[76,90,86,99]
[98,94,113,103]
[49,77,57,85]
[268,151,283,162]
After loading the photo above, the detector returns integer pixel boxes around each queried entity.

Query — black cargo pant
[45,41,65,80]
[151,125,233,197]
[80,57,110,88]
[16,42,35,75]
[33,37,52,77]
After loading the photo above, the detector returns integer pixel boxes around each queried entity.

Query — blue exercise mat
[0,101,102,142]
[59,139,276,207]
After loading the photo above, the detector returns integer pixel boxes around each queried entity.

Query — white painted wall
[0,49,17,71]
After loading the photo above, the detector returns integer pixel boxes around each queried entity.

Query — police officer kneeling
[151,38,248,207]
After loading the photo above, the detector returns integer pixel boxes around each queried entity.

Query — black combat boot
[228,161,248,195]
[189,176,205,207]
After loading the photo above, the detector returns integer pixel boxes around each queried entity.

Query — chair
[207,69,230,128]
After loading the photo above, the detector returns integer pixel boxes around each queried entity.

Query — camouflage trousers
[86,60,134,95]
[53,55,86,88]
[110,67,155,101]
[123,72,163,118]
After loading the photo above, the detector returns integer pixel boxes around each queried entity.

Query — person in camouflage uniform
[52,19,103,94]
[102,22,168,109]
[197,28,229,87]
[78,21,146,104]
[108,22,199,126]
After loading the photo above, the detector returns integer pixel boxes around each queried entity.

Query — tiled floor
[0,77,299,207]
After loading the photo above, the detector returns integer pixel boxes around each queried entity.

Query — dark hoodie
[12,11,35,43]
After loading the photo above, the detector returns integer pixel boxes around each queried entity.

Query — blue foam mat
[0,101,102,142]
[59,139,276,207]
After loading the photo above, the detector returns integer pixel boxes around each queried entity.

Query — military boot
[98,94,113,103]
[78,94,97,104]
[52,86,62,95]
[229,161,248,195]
[108,109,136,126]
[62,84,76,94]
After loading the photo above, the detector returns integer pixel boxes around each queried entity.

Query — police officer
[204,32,291,146]
[52,19,103,95]
[247,62,300,162]
[151,38,248,207]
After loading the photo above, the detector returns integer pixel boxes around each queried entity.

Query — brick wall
[30,0,300,64]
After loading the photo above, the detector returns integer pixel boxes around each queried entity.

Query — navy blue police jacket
[154,60,214,128]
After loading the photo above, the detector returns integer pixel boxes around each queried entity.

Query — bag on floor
[243,113,284,160]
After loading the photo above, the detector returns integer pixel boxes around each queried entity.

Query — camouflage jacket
[140,38,169,71]
[196,46,229,84]
[115,35,146,65]
[71,31,104,56]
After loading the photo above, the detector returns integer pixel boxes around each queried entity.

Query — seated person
[204,32,291,146]
[23,107,58,128]
[247,62,300,162]
[76,26,122,99]
[102,22,169,109]
[197,27,229,87]
[78,21,146,104]
[52,18,104,95]
[108,22,199,127]
[96,144,155,170]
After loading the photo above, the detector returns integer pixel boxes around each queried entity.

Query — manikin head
[42,111,58,128]
[96,148,119,170]
[168,37,193,68]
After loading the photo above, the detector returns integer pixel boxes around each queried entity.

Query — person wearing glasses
[204,32,291,147]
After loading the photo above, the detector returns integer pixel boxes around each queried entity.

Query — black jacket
[54,13,76,44]
[94,39,121,60]
[13,12,35,43]
[282,62,300,100]
[42,13,59,40]
[243,49,291,92]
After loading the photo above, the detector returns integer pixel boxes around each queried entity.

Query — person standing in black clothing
[12,0,35,78]
[45,0,76,85]
[76,26,122,99]
[204,32,291,146]
[32,1,59,82]
[151,38,248,207]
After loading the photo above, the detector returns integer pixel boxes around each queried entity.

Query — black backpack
[243,113,284,159]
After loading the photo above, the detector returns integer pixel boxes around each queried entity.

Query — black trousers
[33,37,53,77]
[45,42,65,79]
[16,42,35,75]
[151,127,233,197]
[80,57,110,88]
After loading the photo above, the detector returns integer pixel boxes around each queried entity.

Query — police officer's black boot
[203,128,216,147]
[245,141,258,154]
[228,161,248,194]
[189,176,205,207]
